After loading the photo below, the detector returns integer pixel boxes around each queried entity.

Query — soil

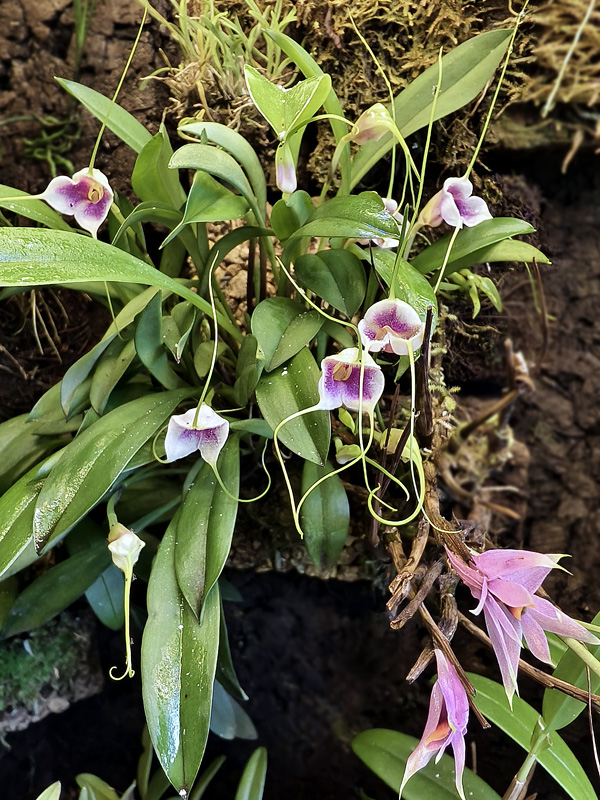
[1,4,600,800]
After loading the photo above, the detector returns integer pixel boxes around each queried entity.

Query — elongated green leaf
[56,78,152,153]
[132,126,186,208]
[33,389,194,550]
[189,756,226,800]
[75,775,120,800]
[350,30,512,188]
[300,461,349,569]
[0,451,66,579]
[234,334,263,407]
[0,229,241,342]
[35,783,62,800]
[0,185,73,230]
[169,144,262,223]
[542,611,600,731]
[0,414,59,494]
[180,121,267,211]
[89,337,137,415]
[265,31,351,193]
[235,748,268,800]
[352,728,501,800]
[61,334,116,415]
[85,565,125,630]
[256,348,330,465]
[142,520,221,796]
[369,249,438,327]
[2,539,111,637]
[410,218,535,274]
[270,191,314,241]
[210,680,257,740]
[469,673,598,800]
[161,171,249,248]
[251,298,323,371]
[175,441,239,616]
[288,192,399,243]
[217,598,247,701]
[294,250,366,317]
[438,239,551,277]
[135,292,186,390]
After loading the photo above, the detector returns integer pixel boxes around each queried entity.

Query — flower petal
[317,348,384,413]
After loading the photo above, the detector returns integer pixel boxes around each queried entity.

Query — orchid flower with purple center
[419,177,491,230]
[164,404,229,466]
[40,167,113,237]
[317,348,384,414]
[359,299,425,356]
[400,648,469,800]
[446,547,600,702]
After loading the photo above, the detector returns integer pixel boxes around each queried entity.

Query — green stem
[562,636,600,682]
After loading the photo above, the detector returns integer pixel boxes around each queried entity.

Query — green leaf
[134,292,186,390]
[300,461,349,569]
[251,298,323,371]
[350,30,512,188]
[370,249,438,327]
[141,519,221,796]
[175,441,239,616]
[216,598,247,701]
[85,565,125,630]
[0,228,241,342]
[294,250,366,318]
[0,577,18,631]
[161,171,249,248]
[210,680,257,740]
[56,78,152,153]
[89,337,137,415]
[75,775,120,800]
[234,334,263,407]
[33,389,194,550]
[410,218,537,274]
[60,334,116,415]
[0,414,59,494]
[542,610,600,731]
[235,748,268,800]
[255,347,330,465]
[132,126,186,208]
[469,673,598,800]
[35,783,62,800]
[169,144,262,223]
[0,185,73,230]
[270,191,314,241]
[189,756,226,800]
[245,66,330,140]
[352,728,501,800]
[2,538,111,637]
[179,121,267,211]
[437,239,551,276]
[288,192,400,243]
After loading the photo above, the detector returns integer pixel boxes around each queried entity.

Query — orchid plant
[0,5,598,800]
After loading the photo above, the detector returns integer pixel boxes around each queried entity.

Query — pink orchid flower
[400,648,469,800]
[40,167,113,237]
[446,547,599,702]
[317,347,384,414]
[419,177,491,230]
[164,404,229,466]
[358,298,425,356]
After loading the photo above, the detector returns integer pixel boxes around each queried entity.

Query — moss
[0,614,88,712]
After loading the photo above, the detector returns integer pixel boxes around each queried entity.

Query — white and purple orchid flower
[447,547,600,702]
[419,177,491,230]
[359,298,425,356]
[275,141,297,194]
[353,103,392,145]
[317,348,384,414]
[164,403,229,466]
[40,167,113,237]
[400,649,469,800]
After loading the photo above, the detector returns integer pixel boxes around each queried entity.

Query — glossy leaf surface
[352,728,500,799]
[251,297,323,371]
[234,748,268,800]
[469,673,597,800]
[256,348,330,465]
[142,520,220,796]
[294,250,366,317]
[300,461,349,569]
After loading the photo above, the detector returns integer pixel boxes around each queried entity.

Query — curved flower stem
[433,226,460,294]
[109,568,135,681]
[562,636,600,682]
[210,441,272,504]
